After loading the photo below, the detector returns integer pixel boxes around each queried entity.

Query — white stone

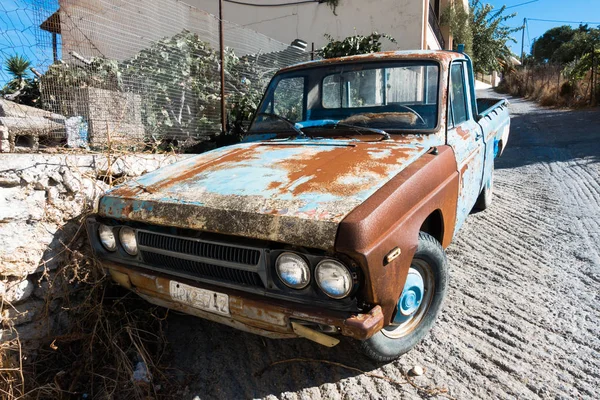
[19,170,37,185]
[33,176,50,191]
[60,167,80,193]
[1,300,46,325]
[0,278,34,304]
[0,187,30,222]
[0,173,20,187]
[47,186,60,205]
[26,190,47,221]
[410,365,425,376]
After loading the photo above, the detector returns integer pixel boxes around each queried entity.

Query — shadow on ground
[491,95,600,169]
[164,313,390,399]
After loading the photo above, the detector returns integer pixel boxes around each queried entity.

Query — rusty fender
[336,145,459,324]
[103,261,384,340]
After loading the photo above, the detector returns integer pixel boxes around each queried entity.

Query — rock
[0,315,54,343]
[409,365,425,377]
[48,171,63,184]
[34,176,50,191]
[26,190,47,221]
[133,360,152,383]
[0,278,34,304]
[19,170,38,185]
[1,300,46,325]
[33,278,67,300]
[0,172,21,187]
[47,186,60,205]
[60,167,80,193]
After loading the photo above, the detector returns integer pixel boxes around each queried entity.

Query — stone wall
[0,153,187,345]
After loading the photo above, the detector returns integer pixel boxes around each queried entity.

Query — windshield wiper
[255,112,306,138]
[304,122,390,140]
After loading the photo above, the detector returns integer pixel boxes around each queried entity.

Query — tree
[532,25,576,62]
[443,0,520,74]
[550,26,600,64]
[1,55,40,107]
[4,54,31,83]
[318,32,397,59]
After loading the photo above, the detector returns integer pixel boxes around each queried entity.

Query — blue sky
[0,0,59,85]
[486,0,600,56]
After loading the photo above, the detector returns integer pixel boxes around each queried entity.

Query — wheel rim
[382,259,435,339]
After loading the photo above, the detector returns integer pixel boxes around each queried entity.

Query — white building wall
[186,0,428,50]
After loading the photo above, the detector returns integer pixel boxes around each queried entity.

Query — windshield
[249,61,440,134]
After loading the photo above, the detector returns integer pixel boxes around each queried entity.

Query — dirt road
[165,93,600,399]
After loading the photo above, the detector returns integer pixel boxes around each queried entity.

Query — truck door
[447,61,485,236]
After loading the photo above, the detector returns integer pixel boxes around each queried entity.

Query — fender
[335,145,459,323]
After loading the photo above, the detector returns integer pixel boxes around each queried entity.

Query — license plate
[169,281,230,316]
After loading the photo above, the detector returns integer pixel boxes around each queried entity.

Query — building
[186,0,467,51]
[40,0,467,62]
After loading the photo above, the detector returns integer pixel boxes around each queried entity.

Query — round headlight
[98,224,116,251]
[119,227,138,256]
[315,260,353,299]
[276,252,310,289]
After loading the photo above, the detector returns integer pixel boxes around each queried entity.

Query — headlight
[98,224,116,251]
[119,227,138,256]
[276,252,310,289]
[315,260,353,299]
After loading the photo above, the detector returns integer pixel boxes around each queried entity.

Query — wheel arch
[419,209,444,245]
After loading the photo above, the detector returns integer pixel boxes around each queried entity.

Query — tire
[359,232,448,362]
[475,162,494,211]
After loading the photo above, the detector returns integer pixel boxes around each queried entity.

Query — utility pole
[521,18,526,65]
[219,0,227,134]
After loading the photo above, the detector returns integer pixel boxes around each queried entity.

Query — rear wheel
[475,162,494,211]
[359,232,448,362]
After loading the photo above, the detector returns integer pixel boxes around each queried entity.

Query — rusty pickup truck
[86,50,510,361]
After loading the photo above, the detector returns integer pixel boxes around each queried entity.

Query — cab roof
[279,50,465,74]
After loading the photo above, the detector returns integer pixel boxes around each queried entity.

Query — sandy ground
[164,92,600,399]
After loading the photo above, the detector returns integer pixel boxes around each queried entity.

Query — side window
[273,77,305,122]
[449,63,468,126]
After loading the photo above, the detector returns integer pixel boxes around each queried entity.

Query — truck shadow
[164,312,395,399]
[494,99,600,170]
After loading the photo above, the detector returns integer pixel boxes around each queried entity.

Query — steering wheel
[394,104,427,126]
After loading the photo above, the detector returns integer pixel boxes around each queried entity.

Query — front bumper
[102,261,384,340]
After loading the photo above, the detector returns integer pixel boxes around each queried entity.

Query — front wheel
[359,232,448,362]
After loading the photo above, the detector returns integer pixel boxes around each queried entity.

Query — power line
[505,0,539,10]
[527,18,600,25]
[224,0,316,6]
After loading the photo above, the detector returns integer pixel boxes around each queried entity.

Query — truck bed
[477,98,508,118]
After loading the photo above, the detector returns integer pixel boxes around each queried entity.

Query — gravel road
[164,92,600,399]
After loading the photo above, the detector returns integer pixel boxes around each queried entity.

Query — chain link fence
[1,0,312,152]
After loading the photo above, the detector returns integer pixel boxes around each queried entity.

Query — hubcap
[395,269,424,321]
[382,259,434,339]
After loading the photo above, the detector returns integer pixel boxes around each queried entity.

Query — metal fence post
[219,0,227,134]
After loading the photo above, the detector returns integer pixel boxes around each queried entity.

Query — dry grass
[0,215,176,399]
[498,66,597,108]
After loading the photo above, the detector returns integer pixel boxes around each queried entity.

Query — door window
[449,63,468,126]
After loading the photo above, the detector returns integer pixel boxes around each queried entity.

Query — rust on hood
[98,135,443,250]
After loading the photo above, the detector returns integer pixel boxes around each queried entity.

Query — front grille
[138,231,260,265]
[141,251,263,288]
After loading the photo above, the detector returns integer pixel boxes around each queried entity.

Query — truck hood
[98,137,439,250]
